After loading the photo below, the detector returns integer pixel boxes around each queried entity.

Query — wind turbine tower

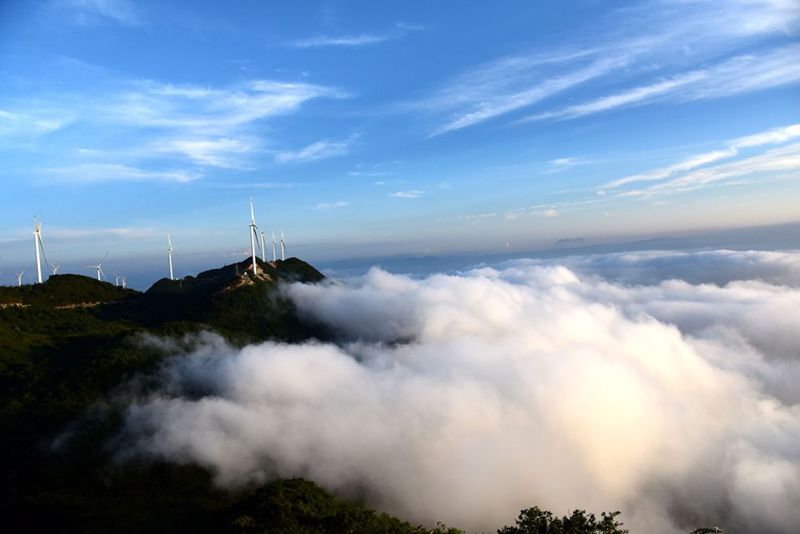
[280,229,286,261]
[248,197,259,274]
[15,271,24,287]
[167,233,175,281]
[271,230,277,262]
[260,231,268,262]
[33,218,46,284]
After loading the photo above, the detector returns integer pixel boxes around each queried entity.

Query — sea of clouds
[117,249,800,533]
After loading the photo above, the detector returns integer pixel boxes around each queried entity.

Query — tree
[498,507,628,534]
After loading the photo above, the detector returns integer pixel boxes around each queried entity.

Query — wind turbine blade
[98,251,109,266]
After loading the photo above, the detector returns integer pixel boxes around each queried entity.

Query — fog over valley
[115,249,800,533]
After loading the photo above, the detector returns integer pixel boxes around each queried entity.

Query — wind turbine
[15,271,24,287]
[33,218,47,284]
[271,230,277,262]
[121,275,127,289]
[114,274,120,286]
[87,252,108,281]
[51,264,61,275]
[260,230,268,262]
[167,233,175,281]
[248,197,259,274]
[280,229,286,261]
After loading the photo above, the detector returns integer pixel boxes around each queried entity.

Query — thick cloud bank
[519,248,800,287]
[119,250,800,533]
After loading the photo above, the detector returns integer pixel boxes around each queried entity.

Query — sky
[0,0,799,286]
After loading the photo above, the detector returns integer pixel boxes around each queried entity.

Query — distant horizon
[3,218,798,290]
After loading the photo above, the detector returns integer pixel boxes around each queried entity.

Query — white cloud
[526,70,706,122]
[523,248,800,287]
[524,46,800,123]
[549,157,581,166]
[390,190,424,199]
[2,77,341,180]
[289,33,394,48]
[446,212,498,222]
[315,201,349,210]
[118,250,800,533]
[733,123,800,148]
[0,109,73,138]
[414,1,800,135]
[288,22,425,48]
[113,80,341,134]
[541,157,589,175]
[155,137,258,169]
[55,0,141,26]
[605,123,800,189]
[218,181,296,190]
[45,163,200,183]
[45,226,160,240]
[427,57,626,137]
[275,138,352,164]
[619,142,800,198]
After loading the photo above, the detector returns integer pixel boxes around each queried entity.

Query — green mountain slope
[0,258,335,532]
[0,273,135,307]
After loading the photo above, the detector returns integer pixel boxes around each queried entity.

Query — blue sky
[0,0,799,286]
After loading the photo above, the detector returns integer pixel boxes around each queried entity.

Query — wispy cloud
[0,109,74,139]
[0,225,159,246]
[504,198,608,220]
[524,45,800,123]
[413,1,800,136]
[619,142,800,198]
[54,0,141,26]
[211,181,296,190]
[396,22,427,32]
[541,157,589,174]
[603,123,800,190]
[113,80,342,133]
[391,190,424,199]
[1,76,342,182]
[7,78,341,142]
[550,157,582,166]
[438,212,498,223]
[426,56,626,137]
[348,160,404,177]
[155,137,259,169]
[288,22,425,48]
[289,33,394,48]
[44,163,200,183]
[275,137,353,164]
[314,201,349,210]
[45,226,160,240]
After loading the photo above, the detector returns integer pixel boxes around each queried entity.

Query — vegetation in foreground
[0,258,628,533]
